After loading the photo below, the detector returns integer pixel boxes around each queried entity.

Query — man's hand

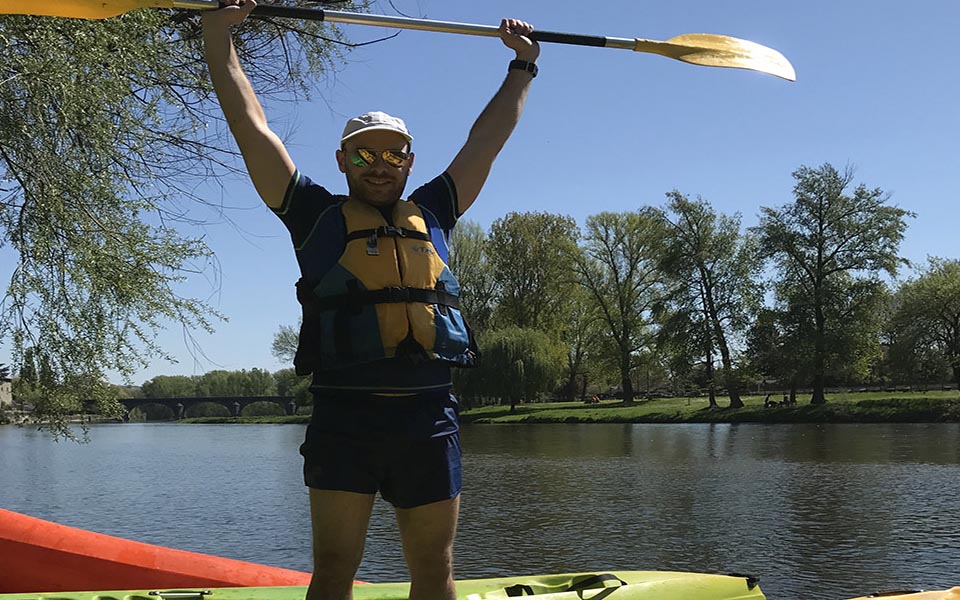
[499,19,539,62]
[201,0,257,30]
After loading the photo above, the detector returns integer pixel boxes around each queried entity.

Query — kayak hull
[0,509,311,593]
[0,571,766,600]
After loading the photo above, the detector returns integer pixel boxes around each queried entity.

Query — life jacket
[293,197,478,375]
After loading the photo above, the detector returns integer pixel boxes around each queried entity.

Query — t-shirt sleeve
[409,172,459,232]
[271,170,339,250]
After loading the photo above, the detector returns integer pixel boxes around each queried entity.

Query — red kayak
[0,508,313,593]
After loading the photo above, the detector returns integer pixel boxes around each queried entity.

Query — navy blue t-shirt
[272,170,462,438]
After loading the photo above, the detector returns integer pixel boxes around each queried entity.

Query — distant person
[202,3,539,599]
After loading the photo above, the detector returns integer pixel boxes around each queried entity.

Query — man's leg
[306,489,376,600]
[395,495,460,600]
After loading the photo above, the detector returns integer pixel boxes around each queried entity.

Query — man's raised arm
[446,18,540,215]
[202,0,295,209]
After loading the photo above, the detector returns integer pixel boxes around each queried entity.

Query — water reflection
[1,422,958,599]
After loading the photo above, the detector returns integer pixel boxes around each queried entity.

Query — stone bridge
[115,396,298,420]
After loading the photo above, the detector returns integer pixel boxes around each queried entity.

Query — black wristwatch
[508,59,538,78]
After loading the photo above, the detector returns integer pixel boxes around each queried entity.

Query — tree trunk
[705,348,718,409]
[700,271,743,409]
[620,350,634,403]
[563,372,577,402]
[811,302,827,404]
[715,335,743,408]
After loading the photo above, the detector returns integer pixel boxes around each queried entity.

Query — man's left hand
[499,19,540,62]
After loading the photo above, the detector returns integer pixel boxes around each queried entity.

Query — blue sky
[4,0,960,384]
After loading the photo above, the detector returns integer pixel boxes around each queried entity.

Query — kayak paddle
[0,0,796,81]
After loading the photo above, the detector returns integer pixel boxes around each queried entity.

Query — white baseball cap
[340,111,413,145]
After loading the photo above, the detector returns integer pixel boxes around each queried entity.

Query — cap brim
[340,125,413,144]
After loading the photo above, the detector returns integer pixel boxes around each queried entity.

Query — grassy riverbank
[461,390,960,424]
[176,390,960,424]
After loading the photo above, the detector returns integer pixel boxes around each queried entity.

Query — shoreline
[5,392,958,426]
[173,391,960,425]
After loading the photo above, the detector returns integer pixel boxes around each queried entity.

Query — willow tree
[0,5,358,437]
[755,164,911,405]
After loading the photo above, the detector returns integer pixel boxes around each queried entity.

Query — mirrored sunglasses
[350,148,410,168]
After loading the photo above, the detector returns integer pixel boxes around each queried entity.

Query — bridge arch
[117,396,298,421]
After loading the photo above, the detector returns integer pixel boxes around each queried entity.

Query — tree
[141,375,198,398]
[754,164,912,404]
[448,220,498,332]
[241,368,277,396]
[745,302,814,403]
[271,323,300,365]
[558,286,614,401]
[655,192,762,409]
[656,301,718,407]
[458,326,564,412]
[888,258,960,386]
[274,368,312,406]
[487,212,579,333]
[573,210,666,403]
[0,6,355,438]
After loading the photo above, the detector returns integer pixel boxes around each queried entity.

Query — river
[1,422,958,599]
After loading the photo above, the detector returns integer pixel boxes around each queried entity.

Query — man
[201,2,538,600]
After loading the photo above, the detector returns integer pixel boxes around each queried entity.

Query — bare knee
[406,549,455,600]
[406,546,454,584]
[308,548,363,600]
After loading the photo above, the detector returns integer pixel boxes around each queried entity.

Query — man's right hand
[201,0,257,30]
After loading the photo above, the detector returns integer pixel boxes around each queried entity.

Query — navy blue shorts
[300,431,462,509]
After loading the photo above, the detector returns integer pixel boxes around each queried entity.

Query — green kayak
[0,571,763,600]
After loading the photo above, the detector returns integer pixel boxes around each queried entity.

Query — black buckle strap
[568,574,628,592]
[345,226,430,243]
[315,286,460,310]
[504,574,627,597]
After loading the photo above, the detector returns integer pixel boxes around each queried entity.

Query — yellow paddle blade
[635,34,796,81]
[0,0,216,20]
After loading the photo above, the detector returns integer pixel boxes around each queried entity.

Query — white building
[0,378,12,408]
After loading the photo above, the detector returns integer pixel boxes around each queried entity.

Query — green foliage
[888,257,960,385]
[487,212,579,333]
[195,368,276,397]
[557,286,617,401]
[141,374,199,398]
[455,326,564,407]
[754,163,912,404]
[449,220,497,332]
[273,368,312,406]
[653,192,763,408]
[0,4,357,439]
[573,210,666,402]
[240,400,285,417]
[271,323,300,364]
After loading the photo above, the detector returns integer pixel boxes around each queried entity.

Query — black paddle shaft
[250,4,611,47]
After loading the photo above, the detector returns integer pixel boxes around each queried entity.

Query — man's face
[336,130,414,207]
